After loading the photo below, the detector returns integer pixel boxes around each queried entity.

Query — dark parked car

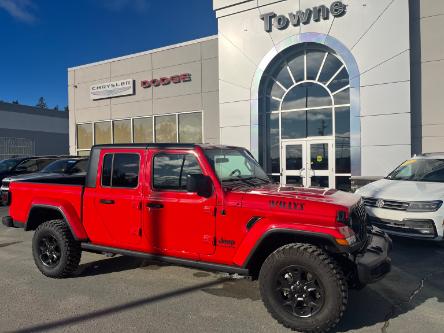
[1,157,89,204]
[0,156,63,184]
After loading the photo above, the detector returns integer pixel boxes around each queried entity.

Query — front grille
[351,200,368,242]
[363,197,409,211]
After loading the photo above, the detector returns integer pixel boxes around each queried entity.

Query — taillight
[1,191,10,206]
[336,226,357,246]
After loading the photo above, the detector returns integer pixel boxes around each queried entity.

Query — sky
[0,0,217,109]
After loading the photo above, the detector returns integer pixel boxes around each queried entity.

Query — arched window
[259,43,351,190]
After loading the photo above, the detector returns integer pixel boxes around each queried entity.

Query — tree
[53,105,59,111]
[12,100,19,104]
[36,97,47,109]
[64,106,69,112]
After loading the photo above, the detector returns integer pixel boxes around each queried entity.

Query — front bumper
[355,227,392,285]
[365,207,443,241]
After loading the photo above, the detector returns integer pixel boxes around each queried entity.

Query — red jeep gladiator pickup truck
[2,144,391,332]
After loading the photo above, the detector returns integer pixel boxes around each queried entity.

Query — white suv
[357,154,444,241]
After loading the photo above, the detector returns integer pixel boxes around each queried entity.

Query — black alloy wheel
[259,243,348,333]
[275,265,325,318]
[38,235,62,267]
[32,219,82,278]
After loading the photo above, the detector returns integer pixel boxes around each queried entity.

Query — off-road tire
[32,219,81,278]
[259,243,348,333]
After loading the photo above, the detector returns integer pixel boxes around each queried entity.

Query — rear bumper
[2,216,24,228]
[1,190,10,206]
[355,227,392,285]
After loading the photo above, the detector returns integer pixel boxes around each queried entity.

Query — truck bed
[9,181,84,226]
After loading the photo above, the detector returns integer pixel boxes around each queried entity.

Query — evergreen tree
[36,97,47,109]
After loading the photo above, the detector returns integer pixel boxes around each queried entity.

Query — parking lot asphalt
[1,206,444,333]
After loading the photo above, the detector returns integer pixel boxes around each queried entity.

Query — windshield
[387,158,444,182]
[42,159,88,174]
[0,159,20,173]
[204,148,270,185]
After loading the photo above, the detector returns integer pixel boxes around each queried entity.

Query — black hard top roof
[92,143,242,150]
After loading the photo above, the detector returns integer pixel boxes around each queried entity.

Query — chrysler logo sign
[90,79,134,100]
[260,1,347,32]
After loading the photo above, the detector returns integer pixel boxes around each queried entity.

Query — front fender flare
[233,223,347,268]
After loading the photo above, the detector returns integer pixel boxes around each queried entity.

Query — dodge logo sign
[141,73,192,89]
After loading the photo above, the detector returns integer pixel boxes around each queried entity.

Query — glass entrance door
[307,140,334,188]
[281,142,307,186]
[281,139,334,188]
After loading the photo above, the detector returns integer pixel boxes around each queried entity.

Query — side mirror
[186,174,212,198]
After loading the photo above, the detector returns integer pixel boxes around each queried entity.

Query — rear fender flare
[26,201,88,241]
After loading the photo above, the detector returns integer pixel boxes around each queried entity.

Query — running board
[81,243,249,276]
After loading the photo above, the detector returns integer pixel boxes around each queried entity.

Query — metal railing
[0,137,35,160]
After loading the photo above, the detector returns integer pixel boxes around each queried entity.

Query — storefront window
[307,109,333,137]
[76,123,92,150]
[133,117,153,143]
[259,43,351,190]
[281,111,306,139]
[113,119,131,144]
[266,113,280,174]
[77,150,90,157]
[155,115,177,143]
[178,112,202,143]
[94,121,112,145]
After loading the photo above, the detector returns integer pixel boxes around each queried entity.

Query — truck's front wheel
[259,243,347,333]
[32,220,81,278]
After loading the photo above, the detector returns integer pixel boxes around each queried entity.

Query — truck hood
[228,183,361,210]
[357,178,444,201]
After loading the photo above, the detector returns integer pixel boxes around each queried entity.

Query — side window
[153,153,202,190]
[101,154,113,186]
[36,159,56,170]
[181,154,202,187]
[101,153,140,188]
[16,159,38,173]
[71,160,88,173]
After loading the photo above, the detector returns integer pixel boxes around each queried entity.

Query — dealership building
[68,0,443,190]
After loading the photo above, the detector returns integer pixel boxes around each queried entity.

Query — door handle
[146,202,164,209]
[100,199,115,205]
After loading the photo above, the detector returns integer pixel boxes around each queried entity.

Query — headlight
[407,200,443,212]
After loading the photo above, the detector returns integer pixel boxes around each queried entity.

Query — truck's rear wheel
[32,220,81,278]
[259,243,347,333]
